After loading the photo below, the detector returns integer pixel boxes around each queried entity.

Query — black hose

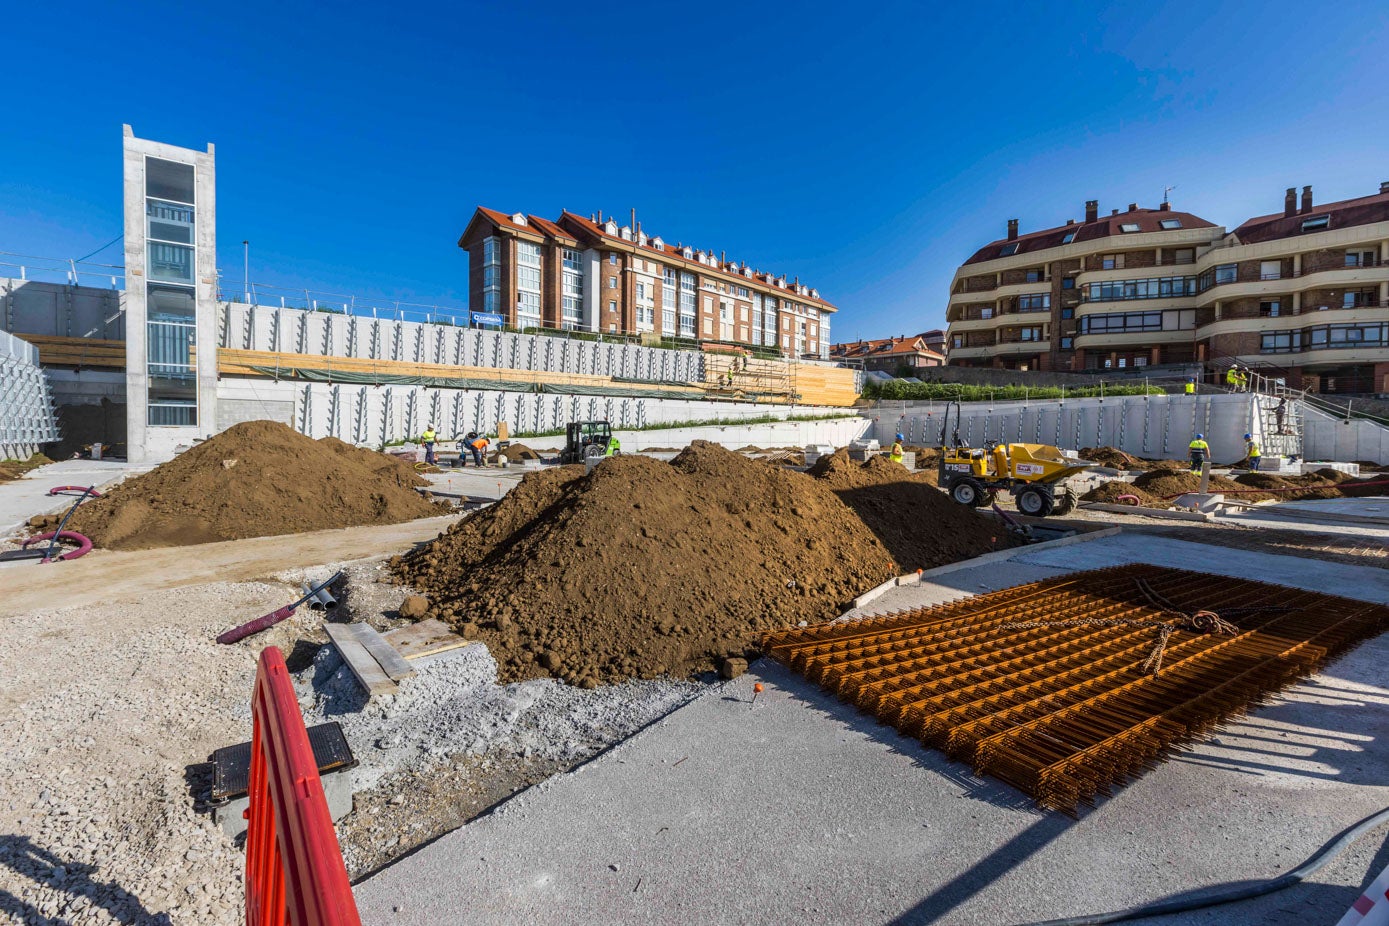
[1020,804,1389,925]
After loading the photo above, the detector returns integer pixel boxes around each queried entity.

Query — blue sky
[3,0,1389,340]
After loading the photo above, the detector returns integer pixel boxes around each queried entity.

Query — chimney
[1300,185,1313,214]
[1065,219,1075,225]
[1111,209,1119,216]
[1127,203,1138,212]
[1380,181,1389,194]
[1085,200,1098,223]
[1158,202,1171,212]
[1007,218,1019,241]
[1284,188,1297,217]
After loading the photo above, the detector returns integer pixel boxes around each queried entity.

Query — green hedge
[862,380,1163,402]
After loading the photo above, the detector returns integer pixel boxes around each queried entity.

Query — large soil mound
[1081,481,1166,508]
[394,442,899,686]
[66,421,444,549]
[1131,466,1262,500]
[809,450,1007,568]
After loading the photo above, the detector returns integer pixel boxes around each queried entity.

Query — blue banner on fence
[470,312,504,328]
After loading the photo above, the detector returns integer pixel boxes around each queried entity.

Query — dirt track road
[0,514,461,617]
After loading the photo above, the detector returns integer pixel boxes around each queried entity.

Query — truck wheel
[1017,486,1054,517]
[951,478,986,507]
[1053,488,1077,517]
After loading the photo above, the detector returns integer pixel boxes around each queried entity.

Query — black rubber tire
[1053,488,1077,517]
[951,479,985,507]
[1017,486,1054,517]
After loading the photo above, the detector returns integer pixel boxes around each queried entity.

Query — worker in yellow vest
[419,425,437,465]
[1184,378,1196,395]
[1188,433,1209,473]
[1225,367,1239,390]
[1244,433,1261,471]
[890,433,905,465]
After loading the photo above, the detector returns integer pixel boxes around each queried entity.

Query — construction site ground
[1,453,1388,924]
[356,529,1389,926]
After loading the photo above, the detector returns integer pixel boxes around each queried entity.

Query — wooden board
[382,618,471,660]
[346,622,417,682]
[323,623,398,696]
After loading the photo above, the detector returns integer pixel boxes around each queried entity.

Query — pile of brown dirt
[1234,471,1345,502]
[1080,446,1138,469]
[64,421,445,550]
[902,446,942,484]
[494,443,541,463]
[1081,481,1166,508]
[0,453,53,481]
[1133,466,1274,502]
[808,449,1007,569]
[393,442,900,686]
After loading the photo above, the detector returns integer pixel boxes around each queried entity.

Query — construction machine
[936,401,1092,517]
[559,420,621,464]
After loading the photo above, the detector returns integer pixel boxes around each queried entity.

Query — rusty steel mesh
[763,563,1389,812]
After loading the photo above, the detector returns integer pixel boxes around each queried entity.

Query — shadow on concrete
[0,835,170,925]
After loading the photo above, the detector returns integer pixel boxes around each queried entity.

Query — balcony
[1197,257,1388,302]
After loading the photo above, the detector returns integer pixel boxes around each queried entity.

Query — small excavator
[936,401,1091,517]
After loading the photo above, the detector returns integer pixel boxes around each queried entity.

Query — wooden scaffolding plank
[382,618,471,660]
[323,623,398,696]
[346,622,417,682]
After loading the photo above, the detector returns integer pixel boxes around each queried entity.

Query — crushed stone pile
[809,449,1007,569]
[64,421,444,550]
[394,441,899,686]
[1081,481,1166,508]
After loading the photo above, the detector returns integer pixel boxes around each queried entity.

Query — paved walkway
[0,460,144,537]
[354,533,1389,926]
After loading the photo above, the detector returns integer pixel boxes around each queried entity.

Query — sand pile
[1081,481,1166,507]
[394,441,899,686]
[64,421,444,550]
[809,449,1007,569]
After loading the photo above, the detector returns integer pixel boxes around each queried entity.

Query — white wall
[0,331,60,459]
[1302,406,1389,464]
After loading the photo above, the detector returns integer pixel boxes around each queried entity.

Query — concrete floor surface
[355,534,1389,926]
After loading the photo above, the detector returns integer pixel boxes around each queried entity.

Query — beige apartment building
[459,208,836,358]
[945,183,1389,393]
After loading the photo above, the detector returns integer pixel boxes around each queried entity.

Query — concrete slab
[354,537,1389,925]
[0,460,145,537]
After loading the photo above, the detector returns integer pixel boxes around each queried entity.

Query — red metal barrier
[245,647,361,926]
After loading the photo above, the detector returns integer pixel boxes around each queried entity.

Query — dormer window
[1119,223,1141,233]
[511,213,528,226]
[620,225,633,240]
[652,236,664,249]
[1301,214,1330,232]
[1061,231,1077,244]
[743,266,752,277]
[604,220,618,234]
[682,247,693,259]
[999,243,1019,256]
[1159,219,1183,230]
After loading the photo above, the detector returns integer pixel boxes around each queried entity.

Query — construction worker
[464,431,489,467]
[1225,366,1240,390]
[890,433,905,464]
[1184,378,1196,395]
[1244,433,1262,471]
[419,424,437,465]
[1188,433,1210,474]
[1236,366,1249,392]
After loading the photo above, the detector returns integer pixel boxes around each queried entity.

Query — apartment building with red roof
[459,208,837,358]
[828,333,945,375]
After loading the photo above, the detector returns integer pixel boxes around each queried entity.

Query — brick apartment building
[945,183,1389,393]
[459,208,836,358]
[829,332,945,375]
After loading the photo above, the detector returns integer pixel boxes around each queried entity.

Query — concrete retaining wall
[1,278,125,342]
[868,393,1261,464]
[1303,407,1389,465]
[0,332,60,459]
[524,417,871,452]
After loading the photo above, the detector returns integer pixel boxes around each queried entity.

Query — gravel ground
[0,562,702,923]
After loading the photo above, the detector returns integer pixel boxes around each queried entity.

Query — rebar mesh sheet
[764,563,1389,812]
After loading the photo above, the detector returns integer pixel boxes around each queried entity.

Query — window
[1344,288,1377,309]
[1159,219,1183,230]
[1301,215,1330,232]
[636,282,646,300]
[1101,254,1123,270]
[662,268,677,333]
[1172,248,1195,265]
[1260,260,1282,281]
[1078,311,1163,334]
[1120,223,1141,233]
[679,271,696,336]
[1018,326,1043,341]
[1061,307,1074,319]
[608,300,617,315]
[952,335,963,349]
[1345,250,1377,267]
[979,306,993,319]
[1061,231,1077,245]
[514,242,541,328]
[1086,275,1196,302]
[1215,264,1237,285]
[561,252,583,331]
[1025,268,1045,283]
[1017,294,1050,312]
[999,243,1019,256]
[735,286,749,297]
[608,277,617,289]
[1061,277,1075,290]
[1260,300,1281,318]
[1060,337,1073,350]
[144,157,198,428]
[609,253,618,265]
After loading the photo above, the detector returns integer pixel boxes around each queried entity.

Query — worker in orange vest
[464,431,490,467]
